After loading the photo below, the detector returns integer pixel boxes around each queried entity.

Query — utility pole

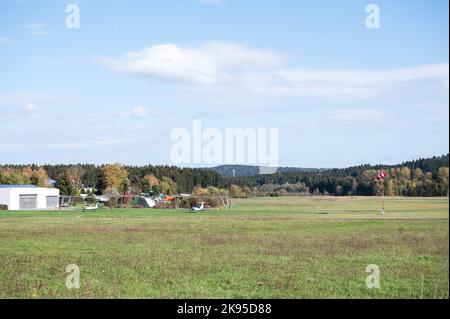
[227,170,236,211]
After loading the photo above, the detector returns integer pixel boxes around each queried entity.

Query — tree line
[0,164,225,196]
[0,154,448,197]
[229,154,449,197]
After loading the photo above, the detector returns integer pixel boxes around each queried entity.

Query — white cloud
[130,106,149,118]
[0,37,11,44]
[24,103,38,113]
[125,106,163,119]
[238,63,449,98]
[328,109,384,122]
[101,42,285,86]
[277,64,449,86]
[101,42,448,100]
[203,42,284,70]
[24,23,49,36]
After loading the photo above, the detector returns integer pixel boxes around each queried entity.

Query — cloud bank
[101,42,449,99]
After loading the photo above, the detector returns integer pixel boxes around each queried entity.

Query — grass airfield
[0,196,448,298]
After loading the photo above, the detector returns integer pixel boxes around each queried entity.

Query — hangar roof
[0,185,38,188]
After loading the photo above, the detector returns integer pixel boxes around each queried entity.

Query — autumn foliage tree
[67,165,85,191]
[229,184,246,198]
[158,176,177,194]
[102,164,130,194]
[0,168,29,184]
[0,166,51,187]
[143,174,159,193]
[193,186,209,197]
[30,167,51,187]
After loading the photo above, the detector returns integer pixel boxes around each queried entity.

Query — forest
[0,154,448,197]
[229,154,449,197]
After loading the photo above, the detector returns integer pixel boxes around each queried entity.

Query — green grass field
[0,196,448,299]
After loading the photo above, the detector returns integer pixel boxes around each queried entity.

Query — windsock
[375,170,388,181]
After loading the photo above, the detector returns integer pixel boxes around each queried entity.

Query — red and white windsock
[375,170,388,181]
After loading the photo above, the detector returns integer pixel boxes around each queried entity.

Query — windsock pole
[375,170,387,215]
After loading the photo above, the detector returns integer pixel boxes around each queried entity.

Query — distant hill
[210,165,322,177]
[210,154,449,178]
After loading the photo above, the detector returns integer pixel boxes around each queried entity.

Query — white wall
[0,187,60,210]
[0,189,11,208]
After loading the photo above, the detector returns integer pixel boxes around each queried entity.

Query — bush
[0,204,8,210]
[229,184,246,198]
[178,196,227,209]
[180,198,197,208]
[193,186,208,197]
[206,196,222,208]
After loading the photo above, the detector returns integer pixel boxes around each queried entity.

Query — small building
[0,185,60,210]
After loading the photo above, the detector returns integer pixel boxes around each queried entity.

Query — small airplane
[83,202,100,212]
[192,201,204,212]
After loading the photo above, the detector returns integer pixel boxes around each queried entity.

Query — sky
[0,0,448,168]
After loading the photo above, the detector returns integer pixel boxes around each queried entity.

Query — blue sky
[0,0,448,168]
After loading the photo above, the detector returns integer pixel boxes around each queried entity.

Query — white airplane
[192,201,204,212]
[143,197,156,208]
[83,202,100,212]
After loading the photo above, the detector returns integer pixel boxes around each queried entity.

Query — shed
[0,185,60,210]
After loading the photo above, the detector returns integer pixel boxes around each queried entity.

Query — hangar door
[46,196,58,209]
[19,195,37,210]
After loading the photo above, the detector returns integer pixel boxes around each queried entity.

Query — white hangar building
[0,185,60,210]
